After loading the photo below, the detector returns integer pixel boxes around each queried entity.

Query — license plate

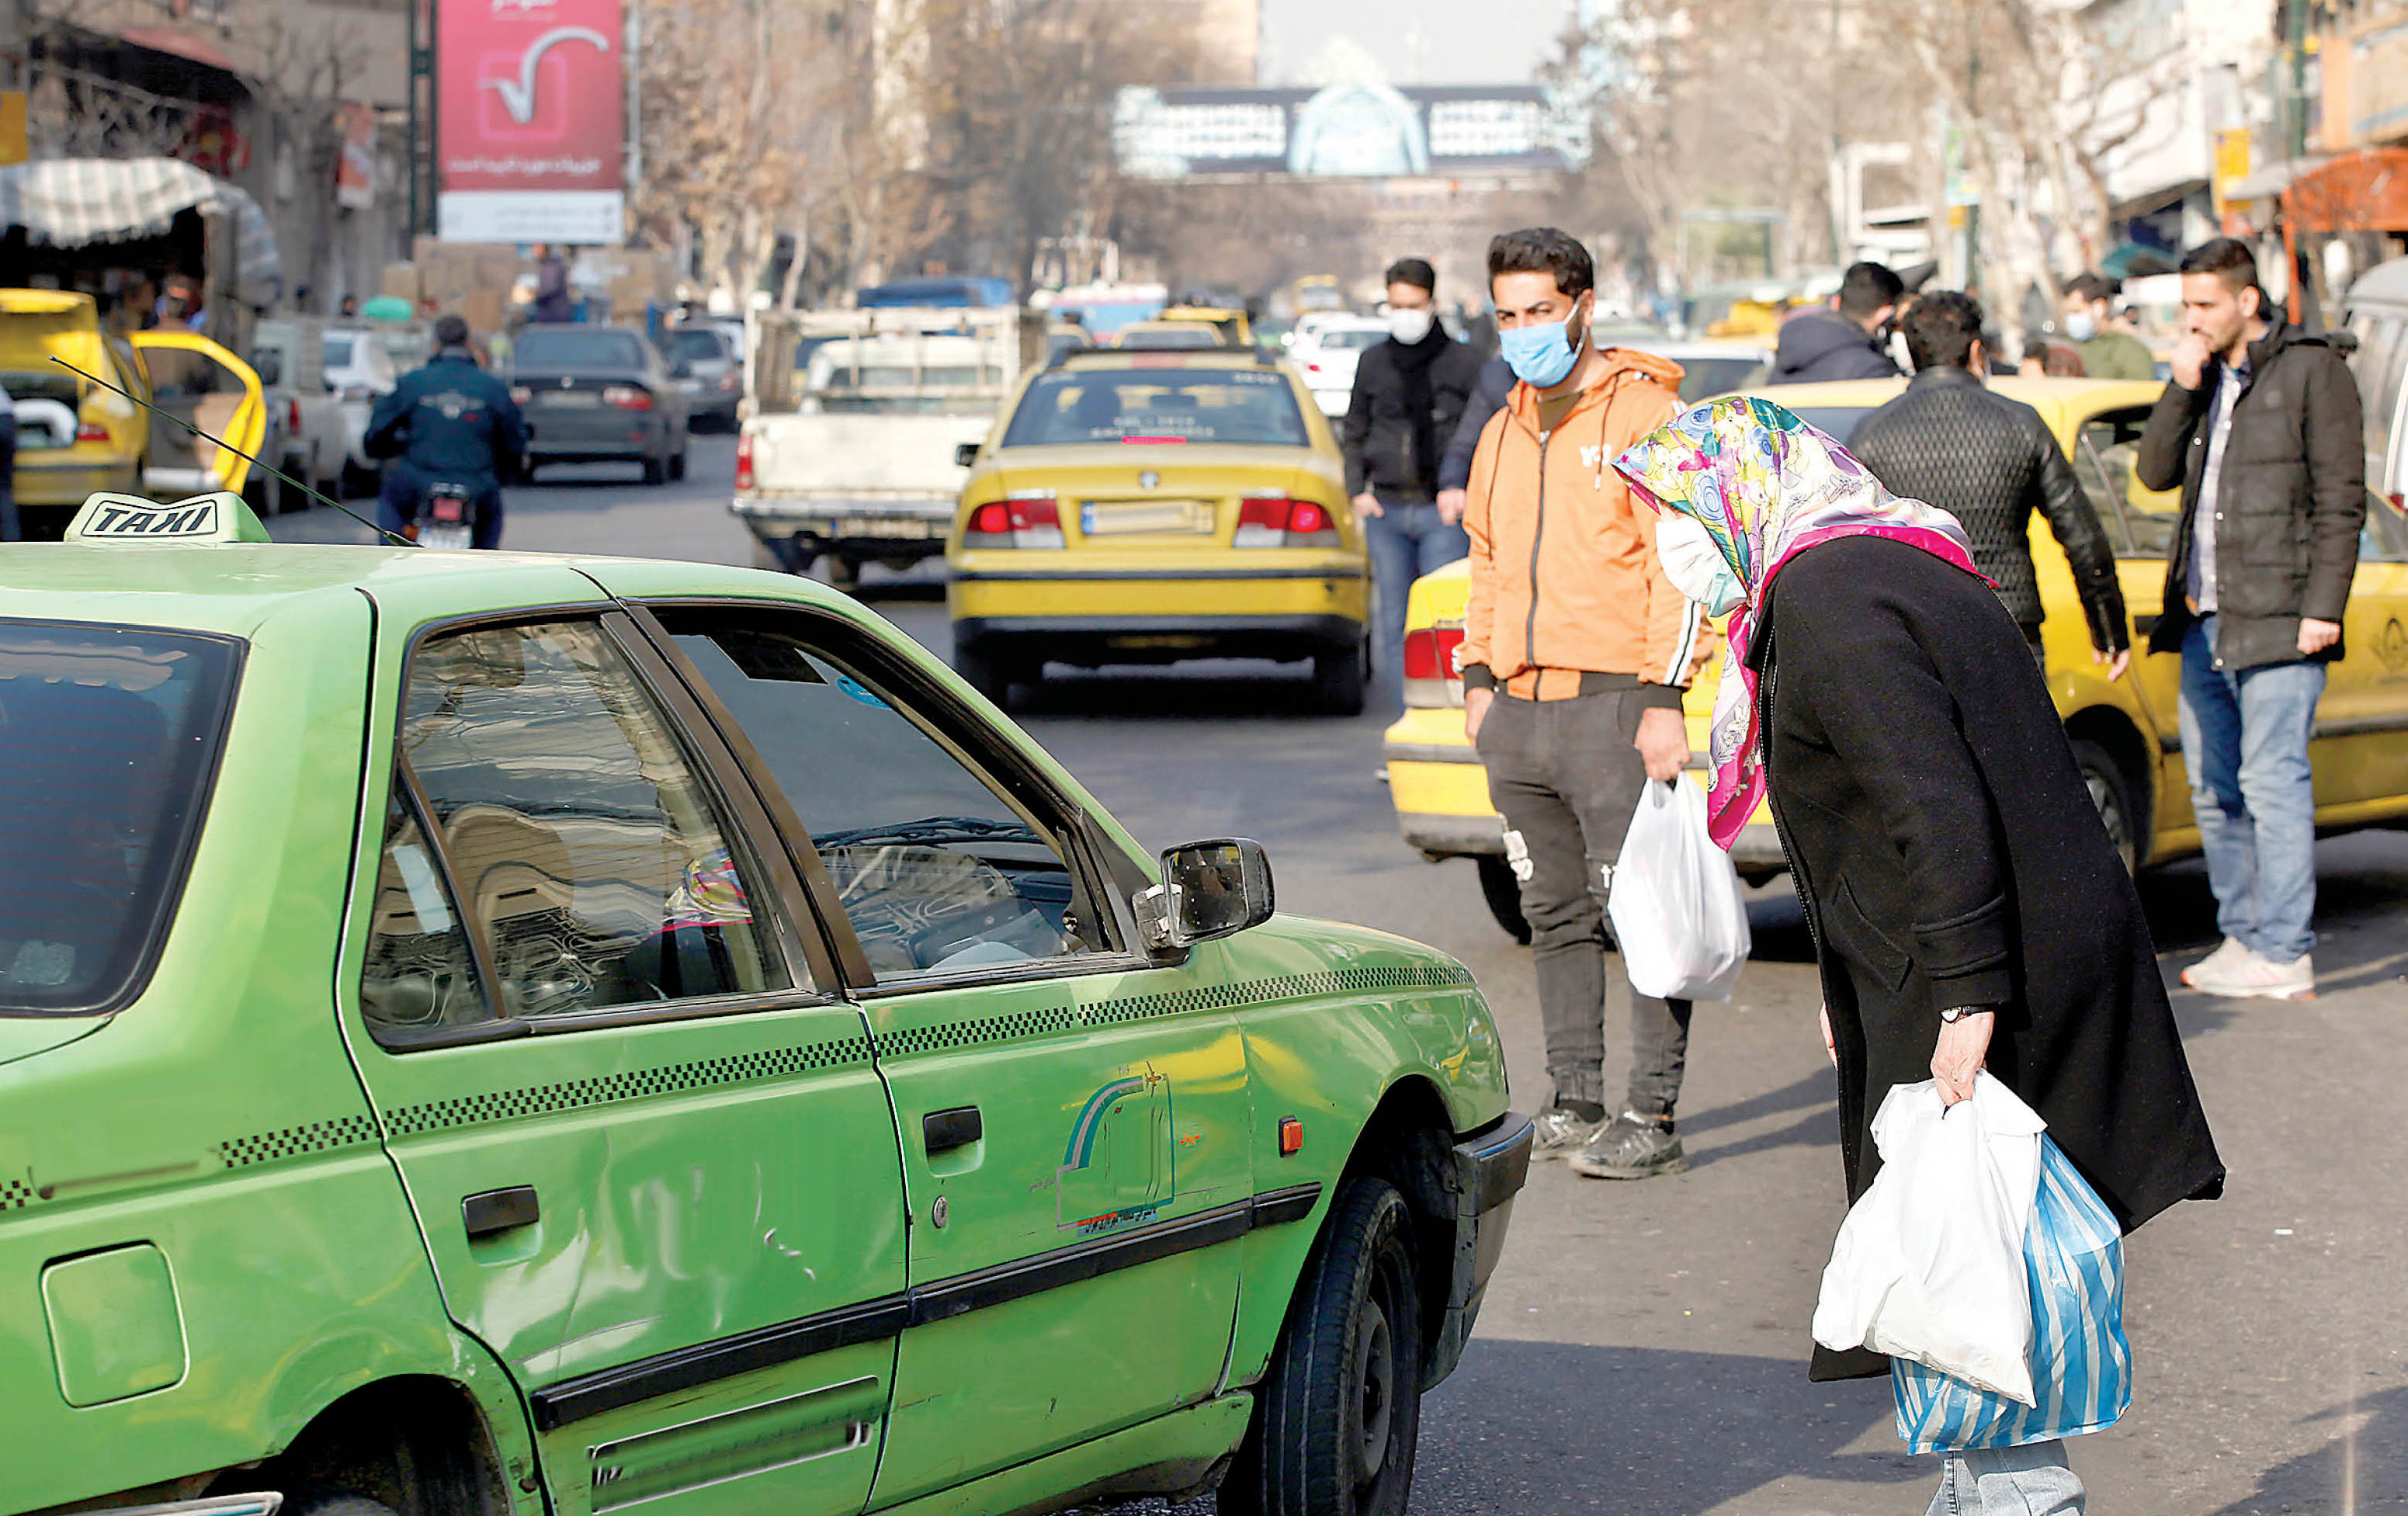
[1081,500,1213,536]
[544,391,601,408]
[420,522,473,550]
[834,517,933,539]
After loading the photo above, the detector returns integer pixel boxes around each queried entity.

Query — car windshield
[515,328,647,370]
[668,330,725,363]
[323,334,356,367]
[0,622,241,1015]
[1002,369,1310,447]
[1315,329,1386,350]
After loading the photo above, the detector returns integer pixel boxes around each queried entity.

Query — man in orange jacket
[1460,227,1705,1179]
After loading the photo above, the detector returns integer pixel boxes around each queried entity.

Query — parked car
[4,489,1530,1516]
[664,322,744,432]
[323,323,400,497]
[1383,375,2408,940]
[507,324,691,484]
[1289,314,1392,418]
[248,317,348,512]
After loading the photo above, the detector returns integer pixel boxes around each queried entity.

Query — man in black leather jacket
[1849,291,2130,676]
[366,314,528,550]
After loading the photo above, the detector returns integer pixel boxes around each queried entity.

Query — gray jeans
[1477,687,1692,1115]
[1926,1441,2084,1515]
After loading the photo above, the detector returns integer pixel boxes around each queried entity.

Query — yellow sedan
[946,348,1372,711]
[1385,376,2408,939]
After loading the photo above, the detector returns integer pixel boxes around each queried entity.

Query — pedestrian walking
[1768,262,1903,383]
[2060,273,2156,381]
[1435,352,1511,529]
[1848,290,2132,675]
[1343,257,1487,679]
[2138,238,2365,1001]
[1617,395,2224,1515]
[1458,227,1702,1178]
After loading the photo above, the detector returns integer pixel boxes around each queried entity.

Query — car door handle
[923,1106,983,1155]
[462,1185,540,1239]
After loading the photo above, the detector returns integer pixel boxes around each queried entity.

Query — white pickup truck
[730,308,1032,588]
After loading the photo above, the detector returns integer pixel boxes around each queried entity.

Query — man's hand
[1351,491,1384,519]
[1820,1004,1835,1069]
[2170,332,2210,390]
[2299,617,2342,656]
[1464,685,1494,744]
[1931,1011,1994,1106]
[2094,646,2131,682]
[1436,487,1467,526]
[1634,706,1689,782]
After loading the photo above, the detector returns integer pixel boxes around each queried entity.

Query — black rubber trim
[952,566,1366,582]
[529,1180,1325,1428]
[1457,1112,1534,1216]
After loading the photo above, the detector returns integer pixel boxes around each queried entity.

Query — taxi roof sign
[65,491,272,546]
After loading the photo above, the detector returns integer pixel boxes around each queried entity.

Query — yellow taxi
[1385,376,2408,939]
[4,289,264,536]
[1157,305,1254,345]
[946,347,1371,711]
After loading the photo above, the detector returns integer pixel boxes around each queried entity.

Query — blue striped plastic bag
[1893,1137,2134,1452]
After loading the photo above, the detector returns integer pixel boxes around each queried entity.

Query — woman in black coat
[1616,397,2223,1509]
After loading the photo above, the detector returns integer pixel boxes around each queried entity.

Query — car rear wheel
[2071,737,2139,876]
[641,450,668,486]
[1311,638,1369,716]
[1475,855,1532,944]
[1223,1178,1422,1516]
[952,642,1019,709]
[669,447,688,481]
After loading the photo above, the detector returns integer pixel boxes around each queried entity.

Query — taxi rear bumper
[1387,746,1792,875]
[955,612,1365,667]
[1428,1110,1533,1388]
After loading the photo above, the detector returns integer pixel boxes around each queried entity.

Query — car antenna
[48,355,419,548]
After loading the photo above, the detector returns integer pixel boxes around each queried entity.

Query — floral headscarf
[1612,396,1983,850]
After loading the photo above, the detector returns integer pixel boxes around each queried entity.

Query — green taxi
[2,494,1528,1516]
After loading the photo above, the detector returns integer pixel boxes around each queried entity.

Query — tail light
[735,432,756,491]
[1401,623,1467,708]
[1234,493,1342,548]
[717,369,741,392]
[602,384,654,411]
[508,384,533,405]
[75,421,111,445]
[963,490,1066,550]
[287,398,303,432]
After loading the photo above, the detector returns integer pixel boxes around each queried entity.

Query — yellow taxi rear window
[1002,369,1307,448]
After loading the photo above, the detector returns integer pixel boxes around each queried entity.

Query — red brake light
[735,432,755,491]
[963,491,1065,549]
[75,421,110,445]
[1235,494,1342,548]
[288,398,303,432]
[1402,624,1467,708]
[602,384,653,411]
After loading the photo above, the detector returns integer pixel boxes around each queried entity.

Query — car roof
[0,289,98,319]
[1049,348,1280,372]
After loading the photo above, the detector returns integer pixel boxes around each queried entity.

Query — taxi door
[619,597,1256,1508]
[127,330,264,497]
[2311,490,2408,809]
[335,574,907,1516]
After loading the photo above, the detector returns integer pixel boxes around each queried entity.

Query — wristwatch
[1938,1006,1990,1024]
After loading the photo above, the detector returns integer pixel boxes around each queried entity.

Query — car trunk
[990,446,1320,550]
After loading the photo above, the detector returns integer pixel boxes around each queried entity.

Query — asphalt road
[276,439,2408,1514]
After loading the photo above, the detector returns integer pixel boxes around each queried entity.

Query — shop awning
[0,156,280,304]
[2281,147,2408,234]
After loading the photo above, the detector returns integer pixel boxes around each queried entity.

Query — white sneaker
[2180,936,2254,988]
[2188,947,2316,1001]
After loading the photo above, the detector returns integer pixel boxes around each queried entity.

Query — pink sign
[437,0,624,241]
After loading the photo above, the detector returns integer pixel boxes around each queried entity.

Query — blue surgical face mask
[1655,510,1746,616]
[1498,303,1587,388]
[2064,310,2097,342]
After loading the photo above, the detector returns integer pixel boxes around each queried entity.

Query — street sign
[435,0,626,244]
[1112,84,1587,182]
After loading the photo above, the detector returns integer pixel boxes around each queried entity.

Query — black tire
[751,536,793,573]
[1475,855,1532,945]
[1310,638,1369,716]
[2071,737,2139,876]
[1223,1178,1423,1516]
[953,642,1015,709]
[669,445,688,481]
[642,450,668,486]
[279,1491,400,1516]
[823,553,861,593]
[277,459,319,514]
[339,460,376,499]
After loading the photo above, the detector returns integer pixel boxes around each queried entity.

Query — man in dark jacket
[1768,261,1903,383]
[1851,290,2131,675]
[1436,352,1513,522]
[2137,238,2364,1001]
[366,314,529,550]
[1343,257,1487,678]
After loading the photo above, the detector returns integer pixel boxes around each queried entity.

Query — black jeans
[1478,687,1693,1116]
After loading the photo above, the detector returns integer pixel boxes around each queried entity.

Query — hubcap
[1353,1293,1395,1481]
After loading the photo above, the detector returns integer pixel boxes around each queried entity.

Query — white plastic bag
[1606,777,1750,1001]
[1812,1074,2049,1405]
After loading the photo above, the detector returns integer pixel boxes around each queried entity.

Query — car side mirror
[1139,838,1275,950]
[954,441,980,468]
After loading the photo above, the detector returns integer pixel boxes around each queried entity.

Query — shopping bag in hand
[1892,1137,2132,1451]
[1605,777,1750,1001]
[1812,1074,2045,1405]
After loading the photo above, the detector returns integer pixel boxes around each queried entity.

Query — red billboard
[436,0,625,243]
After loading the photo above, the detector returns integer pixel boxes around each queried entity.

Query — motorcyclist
[366,314,527,549]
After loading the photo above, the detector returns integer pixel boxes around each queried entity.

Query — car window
[2075,407,2175,557]
[668,329,725,363]
[660,616,1112,982]
[2362,487,2408,563]
[324,334,356,368]
[0,622,241,1015]
[2361,317,2406,484]
[365,619,789,1039]
[1003,369,1310,447]
[513,328,647,370]
[1315,328,1385,350]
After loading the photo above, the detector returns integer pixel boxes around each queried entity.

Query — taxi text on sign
[64,492,273,544]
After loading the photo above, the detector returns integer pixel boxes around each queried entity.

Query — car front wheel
[1223,1178,1423,1516]
[1475,855,1532,944]
[2070,737,2139,876]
